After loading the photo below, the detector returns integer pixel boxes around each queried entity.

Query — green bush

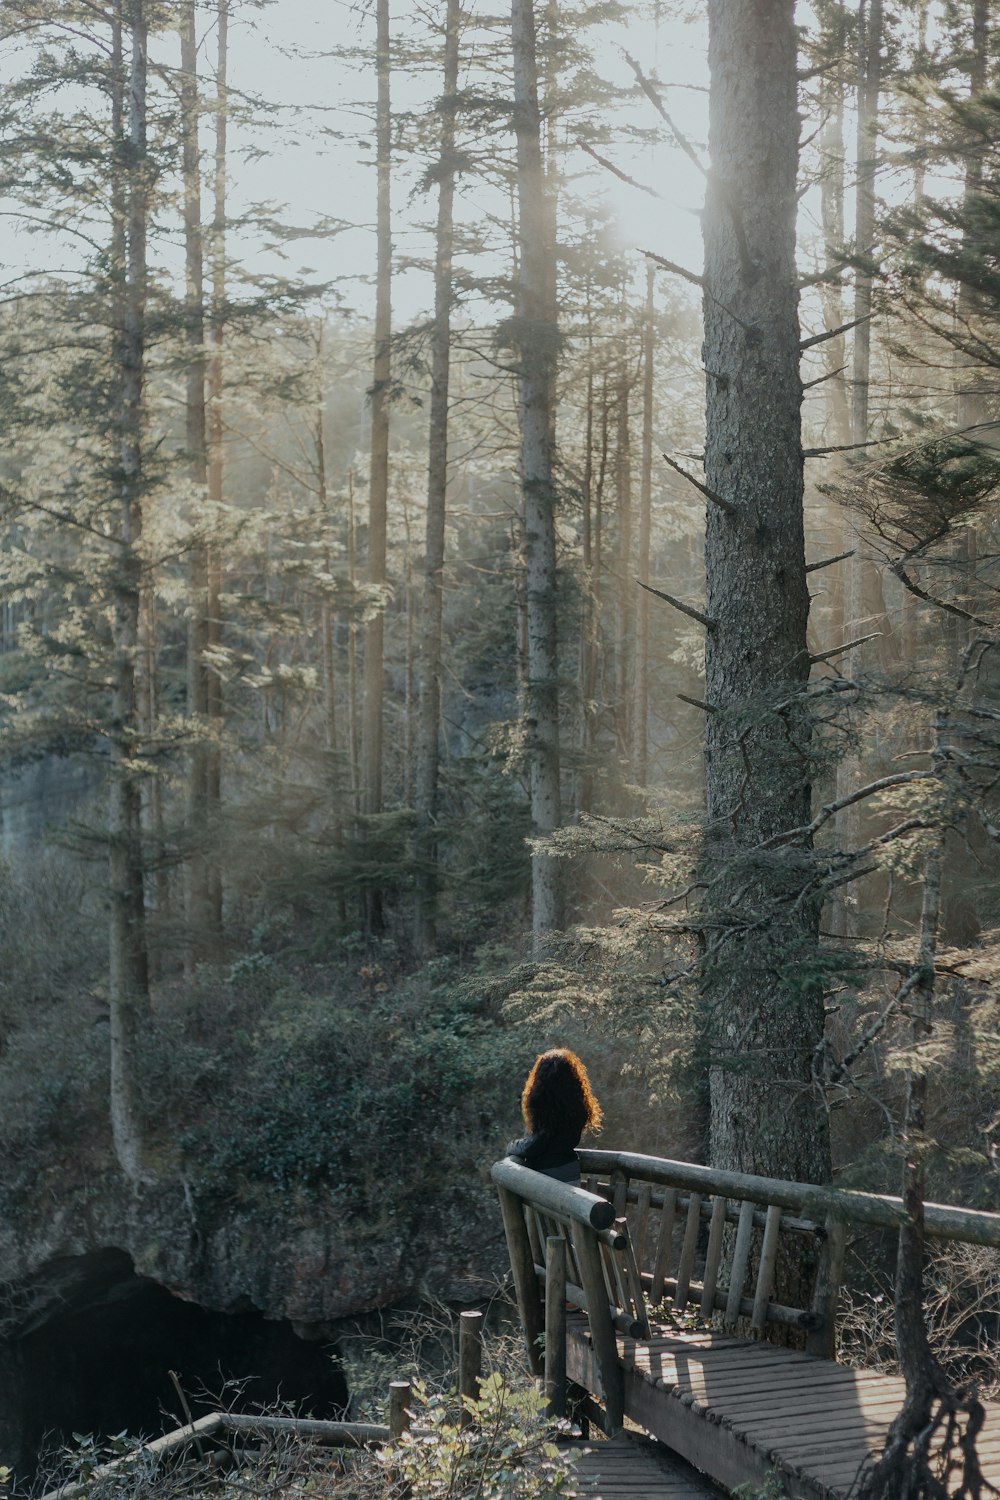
[381,1374,582,1499]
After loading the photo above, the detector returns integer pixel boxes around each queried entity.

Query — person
[506,1047,603,1184]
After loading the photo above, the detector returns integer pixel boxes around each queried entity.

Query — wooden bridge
[493,1148,1000,1498]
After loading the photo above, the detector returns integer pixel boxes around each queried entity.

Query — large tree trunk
[362,0,392,935]
[634,264,655,787]
[109,0,152,1184]
[615,350,633,764]
[512,0,562,942]
[413,0,460,958]
[179,0,214,974]
[818,1,851,452]
[845,0,892,683]
[701,0,831,1200]
[202,0,227,946]
[956,0,990,434]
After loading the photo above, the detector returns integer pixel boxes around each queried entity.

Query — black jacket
[506,1128,581,1182]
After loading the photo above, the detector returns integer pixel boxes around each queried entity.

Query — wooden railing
[493,1149,1000,1436]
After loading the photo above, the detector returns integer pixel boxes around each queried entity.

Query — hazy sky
[8,3,859,328]
[219,0,711,321]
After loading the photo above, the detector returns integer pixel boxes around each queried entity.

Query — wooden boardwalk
[567,1314,1000,1499]
[572,1430,724,1498]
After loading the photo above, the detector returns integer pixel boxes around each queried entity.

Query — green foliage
[382,1374,582,1499]
[140,961,533,1213]
[733,1473,790,1500]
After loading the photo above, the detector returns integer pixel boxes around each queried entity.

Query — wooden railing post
[545,1236,567,1419]
[459,1310,483,1427]
[806,1214,847,1360]
[389,1380,411,1440]
[389,1380,412,1500]
[497,1183,544,1374]
[571,1219,624,1434]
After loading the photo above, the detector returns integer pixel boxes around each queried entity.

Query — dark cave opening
[10,1250,349,1477]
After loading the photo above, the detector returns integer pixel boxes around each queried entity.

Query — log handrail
[577,1150,1000,1247]
[491,1158,615,1229]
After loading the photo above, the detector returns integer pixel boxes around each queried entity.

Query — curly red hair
[520,1048,603,1138]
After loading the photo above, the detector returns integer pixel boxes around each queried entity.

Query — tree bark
[701,0,831,1200]
[413,0,460,957]
[109,0,152,1185]
[179,0,213,974]
[850,0,882,445]
[202,0,227,946]
[615,350,633,763]
[362,0,392,935]
[512,0,562,942]
[634,264,655,787]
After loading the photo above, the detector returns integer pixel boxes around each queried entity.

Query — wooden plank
[736,1377,906,1408]
[654,1361,871,1398]
[718,1391,903,1424]
[767,1430,887,1461]
[621,1361,821,1500]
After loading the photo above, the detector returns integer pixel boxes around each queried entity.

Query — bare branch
[761,770,935,850]
[581,143,662,198]
[800,313,871,351]
[637,579,716,630]
[661,451,738,515]
[803,437,890,457]
[677,693,717,714]
[825,968,925,1086]
[806,548,854,573]
[641,248,703,289]
[624,54,707,176]
[891,560,994,627]
[810,631,881,665]
[802,364,847,391]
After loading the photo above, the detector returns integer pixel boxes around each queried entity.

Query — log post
[806,1214,847,1360]
[571,1220,624,1433]
[497,1184,544,1374]
[545,1236,567,1418]
[459,1309,483,1427]
[389,1379,412,1500]
[389,1380,411,1440]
